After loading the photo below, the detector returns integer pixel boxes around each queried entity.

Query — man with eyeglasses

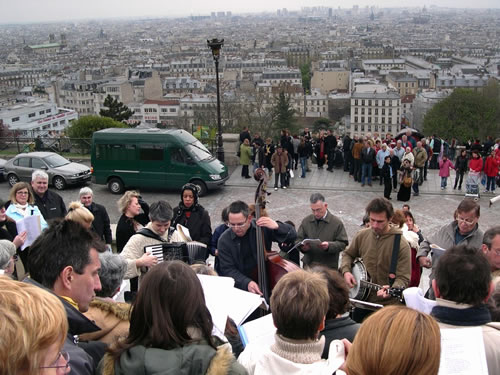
[482,226,500,277]
[296,193,348,270]
[417,199,484,299]
[218,200,296,295]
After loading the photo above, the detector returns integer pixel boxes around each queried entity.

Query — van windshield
[185,141,214,162]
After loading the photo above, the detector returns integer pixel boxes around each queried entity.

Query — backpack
[403,175,413,187]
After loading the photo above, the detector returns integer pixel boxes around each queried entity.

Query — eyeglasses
[40,351,70,373]
[16,191,29,195]
[228,220,248,228]
[456,217,476,225]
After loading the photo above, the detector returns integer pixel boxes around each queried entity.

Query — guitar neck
[360,280,404,300]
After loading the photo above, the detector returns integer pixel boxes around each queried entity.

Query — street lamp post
[207,38,224,163]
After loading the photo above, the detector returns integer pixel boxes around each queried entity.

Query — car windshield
[185,141,214,162]
[43,154,70,168]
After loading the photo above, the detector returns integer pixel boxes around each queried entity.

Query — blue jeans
[486,176,496,191]
[441,177,448,188]
[361,163,372,185]
[300,157,307,178]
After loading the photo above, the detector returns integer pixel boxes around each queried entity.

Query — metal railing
[0,136,92,155]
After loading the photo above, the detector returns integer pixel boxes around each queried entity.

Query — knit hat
[0,240,16,270]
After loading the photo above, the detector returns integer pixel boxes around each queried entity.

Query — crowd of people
[0,150,499,374]
[240,128,500,200]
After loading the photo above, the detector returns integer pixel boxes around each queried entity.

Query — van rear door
[138,143,167,188]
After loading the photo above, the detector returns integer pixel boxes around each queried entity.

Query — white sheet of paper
[238,313,276,347]
[16,215,41,250]
[228,287,266,326]
[197,274,235,334]
[438,327,488,375]
[403,287,437,315]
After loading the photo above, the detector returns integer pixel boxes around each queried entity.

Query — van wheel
[108,178,124,194]
[191,180,207,197]
[53,176,67,190]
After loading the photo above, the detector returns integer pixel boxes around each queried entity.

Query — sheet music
[438,327,488,375]
[238,313,276,347]
[403,287,436,315]
[16,215,41,250]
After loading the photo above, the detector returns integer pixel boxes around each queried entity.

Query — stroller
[465,171,480,201]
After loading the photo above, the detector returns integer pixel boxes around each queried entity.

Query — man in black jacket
[79,187,112,250]
[27,220,106,375]
[31,170,67,221]
[218,200,296,294]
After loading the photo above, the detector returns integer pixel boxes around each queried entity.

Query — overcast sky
[1,0,499,24]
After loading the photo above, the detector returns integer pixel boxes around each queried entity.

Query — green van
[91,128,229,195]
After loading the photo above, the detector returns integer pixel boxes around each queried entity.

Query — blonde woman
[6,182,48,230]
[0,277,69,375]
[345,306,441,375]
[65,201,94,230]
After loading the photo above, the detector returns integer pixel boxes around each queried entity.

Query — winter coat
[99,340,247,375]
[173,203,212,247]
[340,226,411,305]
[297,211,349,270]
[352,142,363,160]
[361,147,376,164]
[87,202,113,244]
[115,201,149,253]
[413,147,428,168]
[6,203,48,231]
[455,155,468,173]
[376,149,390,169]
[33,190,67,221]
[80,298,130,345]
[239,144,252,166]
[121,222,184,281]
[271,151,289,174]
[469,157,483,172]
[401,152,415,167]
[439,159,455,177]
[484,156,500,177]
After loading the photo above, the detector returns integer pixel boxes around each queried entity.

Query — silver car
[4,152,91,190]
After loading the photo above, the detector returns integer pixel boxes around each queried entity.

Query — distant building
[0,101,77,136]
[362,59,405,71]
[386,73,418,96]
[350,88,401,137]
[139,99,180,126]
[311,69,350,94]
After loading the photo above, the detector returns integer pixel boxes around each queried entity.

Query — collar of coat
[431,299,491,326]
[308,210,332,223]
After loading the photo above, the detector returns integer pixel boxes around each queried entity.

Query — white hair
[31,170,48,181]
[79,187,93,197]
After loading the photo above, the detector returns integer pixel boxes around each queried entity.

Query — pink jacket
[439,159,455,177]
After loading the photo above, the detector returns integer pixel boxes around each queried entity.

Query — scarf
[271,334,325,364]
[431,303,491,326]
[14,203,32,217]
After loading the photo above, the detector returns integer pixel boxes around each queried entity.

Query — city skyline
[1,0,500,24]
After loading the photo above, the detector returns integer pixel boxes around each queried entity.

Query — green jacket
[297,211,349,269]
[413,147,428,168]
[99,340,247,375]
[340,226,411,305]
[239,144,252,166]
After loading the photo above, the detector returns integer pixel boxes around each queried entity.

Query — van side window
[171,148,188,164]
[97,144,136,160]
[139,144,163,161]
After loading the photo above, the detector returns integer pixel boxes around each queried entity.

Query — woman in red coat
[484,150,500,194]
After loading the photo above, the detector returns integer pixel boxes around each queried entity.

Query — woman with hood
[172,183,212,260]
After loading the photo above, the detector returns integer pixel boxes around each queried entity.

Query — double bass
[253,168,300,304]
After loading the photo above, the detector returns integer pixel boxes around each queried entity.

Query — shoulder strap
[388,234,401,287]
[136,228,166,243]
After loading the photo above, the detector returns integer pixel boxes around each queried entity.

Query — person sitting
[0,240,16,276]
[238,269,344,374]
[121,200,184,286]
[431,245,500,373]
[0,277,70,375]
[99,261,246,375]
[345,306,441,375]
[311,266,360,359]
[66,201,94,230]
[80,252,130,345]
